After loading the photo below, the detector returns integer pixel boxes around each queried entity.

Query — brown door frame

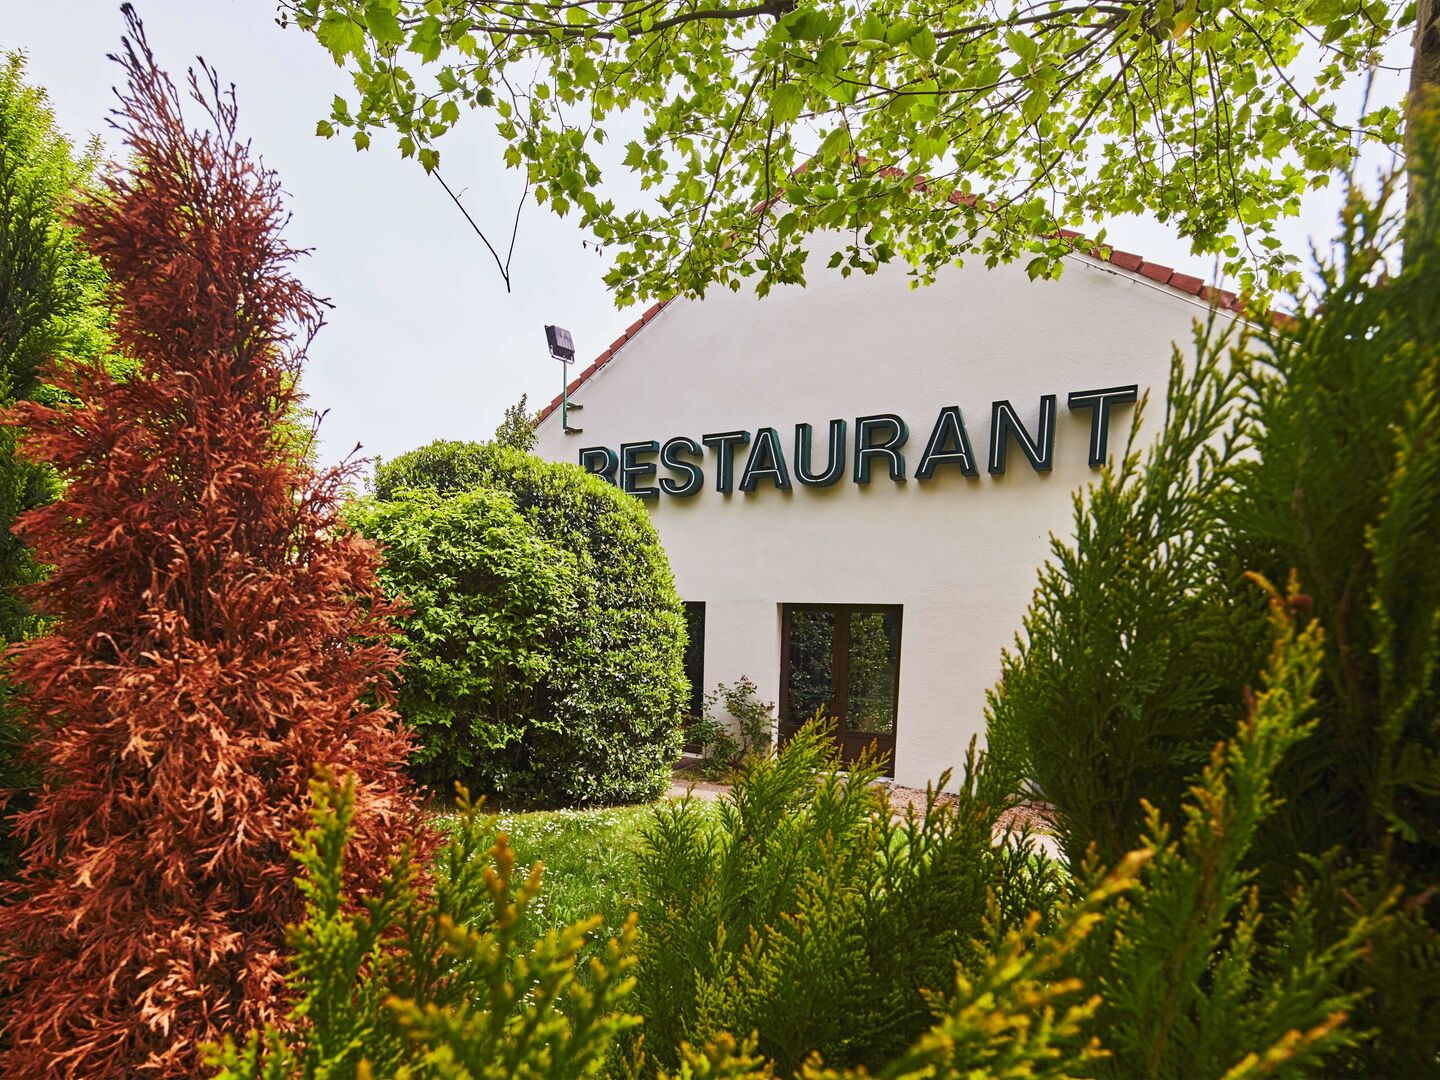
[778,603,902,776]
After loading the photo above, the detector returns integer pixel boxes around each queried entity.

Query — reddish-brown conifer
[0,11,431,1075]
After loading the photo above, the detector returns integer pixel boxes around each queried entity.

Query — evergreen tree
[493,392,538,452]
[0,52,110,875]
[0,14,428,1075]
[988,107,1440,1075]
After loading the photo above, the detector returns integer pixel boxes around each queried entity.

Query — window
[681,602,706,750]
[780,604,902,775]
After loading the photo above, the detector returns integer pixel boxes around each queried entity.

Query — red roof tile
[1107,249,1144,272]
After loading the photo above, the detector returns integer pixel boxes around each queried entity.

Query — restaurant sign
[577,385,1138,499]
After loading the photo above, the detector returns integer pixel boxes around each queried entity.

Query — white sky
[2,1,1411,470]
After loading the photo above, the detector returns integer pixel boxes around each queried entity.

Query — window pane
[846,610,899,734]
[786,608,834,727]
[682,602,706,722]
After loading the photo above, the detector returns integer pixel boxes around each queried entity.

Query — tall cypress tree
[0,14,429,1075]
[989,109,1440,1075]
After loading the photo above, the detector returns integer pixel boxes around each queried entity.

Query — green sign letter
[916,406,978,479]
[620,440,660,499]
[854,414,909,484]
[739,427,792,492]
[988,396,1056,475]
[795,420,847,487]
[1067,385,1138,467]
[702,430,751,494]
[660,436,705,496]
[578,445,618,484]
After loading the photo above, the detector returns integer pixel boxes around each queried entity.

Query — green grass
[497,803,657,943]
[432,797,720,965]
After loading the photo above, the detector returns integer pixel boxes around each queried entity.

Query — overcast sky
[2,1,1411,470]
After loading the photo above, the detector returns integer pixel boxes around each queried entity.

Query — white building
[533,240,1241,788]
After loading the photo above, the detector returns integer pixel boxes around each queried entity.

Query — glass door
[780,604,902,775]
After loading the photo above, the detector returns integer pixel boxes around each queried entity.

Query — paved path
[664,772,1064,861]
[665,777,729,802]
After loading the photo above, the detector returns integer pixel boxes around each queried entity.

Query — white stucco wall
[533,244,1237,789]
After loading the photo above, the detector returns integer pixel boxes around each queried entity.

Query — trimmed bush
[370,441,687,805]
[347,487,574,791]
[372,437,496,500]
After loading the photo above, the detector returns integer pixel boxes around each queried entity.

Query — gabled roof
[534,243,1247,426]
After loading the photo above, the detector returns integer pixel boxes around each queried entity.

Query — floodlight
[545,323,583,434]
[545,324,576,363]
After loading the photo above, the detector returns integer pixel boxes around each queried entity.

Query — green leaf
[781,8,832,41]
[769,83,805,124]
[816,41,846,77]
[408,16,444,63]
[364,0,406,47]
[1005,28,1038,66]
[817,126,850,160]
[1021,88,1048,125]
[316,11,366,62]
[907,26,936,63]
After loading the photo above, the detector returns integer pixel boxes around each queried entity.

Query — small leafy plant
[685,676,776,779]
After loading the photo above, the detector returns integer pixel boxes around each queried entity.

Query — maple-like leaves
[0,9,430,1075]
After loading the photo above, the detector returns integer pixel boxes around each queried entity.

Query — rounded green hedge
[364,441,687,805]
[347,486,573,792]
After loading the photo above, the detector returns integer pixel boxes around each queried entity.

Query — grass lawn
[433,796,719,964]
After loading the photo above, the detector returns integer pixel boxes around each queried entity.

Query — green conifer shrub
[630,589,1381,1078]
[983,333,1267,869]
[987,108,1440,1075]
[629,723,1065,1075]
[346,487,575,793]
[207,770,640,1078]
[225,594,1377,1078]
[369,441,687,806]
[1063,580,1384,1079]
